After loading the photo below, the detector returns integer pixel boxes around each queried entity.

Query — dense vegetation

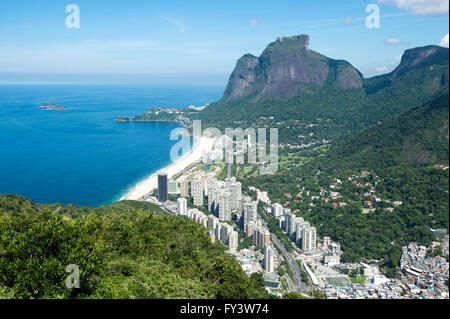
[1,42,448,298]
[318,94,449,171]
[241,94,449,276]
[0,195,269,299]
[195,46,448,142]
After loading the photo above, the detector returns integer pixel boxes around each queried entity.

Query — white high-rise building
[243,200,257,228]
[228,231,239,251]
[271,203,283,217]
[254,226,270,248]
[257,190,270,204]
[205,178,217,197]
[289,216,298,239]
[180,179,189,197]
[245,220,256,238]
[289,216,304,241]
[168,179,180,194]
[191,179,203,206]
[264,245,274,273]
[220,223,233,243]
[284,209,294,235]
[295,220,309,244]
[218,191,231,221]
[177,197,187,216]
[225,177,236,189]
[207,215,219,232]
[207,185,217,212]
[230,182,242,210]
[214,223,222,243]
[302,226,317,251]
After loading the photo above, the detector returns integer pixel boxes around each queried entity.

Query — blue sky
[0,0,448,85]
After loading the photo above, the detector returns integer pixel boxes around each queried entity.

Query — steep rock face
[223,54,261,101]
[336,62,364,89]
[222,34,364,101]
[364,45,449,95]
[441,67,449,86]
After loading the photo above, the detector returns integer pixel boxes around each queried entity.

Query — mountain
[321,94,449,172]
[0,195,268,299]
[196,36,449,133]
[223,35,363,102]
[364,45,449,95]
[243,94,449,267]
[392,45,449,81]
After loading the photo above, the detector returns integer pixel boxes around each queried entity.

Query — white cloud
[249,19,259,27]
[163,17,187,33]
[376,66,389,72]
[375,53,403,74]
[377,0,449,15]
[392,54,403,66]
[384,38,406,45]
[440,33,449,48]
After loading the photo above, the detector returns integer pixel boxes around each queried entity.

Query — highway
[258,216,306,293]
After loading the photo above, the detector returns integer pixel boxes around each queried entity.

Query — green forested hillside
[0,195,268,299]
[319,94,449,172]
[195,45,448,141]
[241,94,449,274]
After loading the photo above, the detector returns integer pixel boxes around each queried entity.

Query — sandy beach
[120,136,216,201]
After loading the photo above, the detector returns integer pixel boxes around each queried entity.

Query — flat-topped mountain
[365,44,449,94]
[391,45,449,80]
[223,34,363,101]
[196,35,449,134]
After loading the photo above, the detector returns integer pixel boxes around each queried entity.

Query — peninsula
[115,106,209,127]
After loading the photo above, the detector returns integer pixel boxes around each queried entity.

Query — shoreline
[115,118,191,128]
[120,136,216,201]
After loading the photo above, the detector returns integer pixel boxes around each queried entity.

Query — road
[284,274,296,292]
[258,217,306,293]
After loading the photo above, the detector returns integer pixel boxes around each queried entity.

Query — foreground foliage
[0,195,269,299]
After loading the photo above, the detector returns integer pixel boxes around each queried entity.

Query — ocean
[0,84,223,206]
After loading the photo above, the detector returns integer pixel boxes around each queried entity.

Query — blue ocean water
[0,85,222,206]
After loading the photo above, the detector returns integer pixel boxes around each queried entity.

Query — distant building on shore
[157,173,168,202]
